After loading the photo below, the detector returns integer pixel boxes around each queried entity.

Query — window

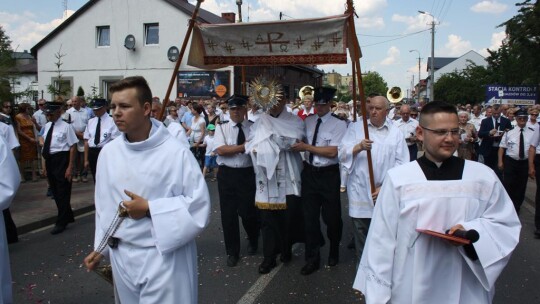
[100,77,123,100]
[97,26,110,47]
[144,23,159,45]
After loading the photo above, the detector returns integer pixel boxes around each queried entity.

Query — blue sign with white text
[485,85,538,105]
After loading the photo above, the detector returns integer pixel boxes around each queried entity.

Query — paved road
[8,178,540,303]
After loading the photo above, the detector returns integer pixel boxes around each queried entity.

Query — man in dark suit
[478,104,512,180]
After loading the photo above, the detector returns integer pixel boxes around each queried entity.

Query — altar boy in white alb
[353,102,521,304]
[0,136,21,303]
[84,76,210,303]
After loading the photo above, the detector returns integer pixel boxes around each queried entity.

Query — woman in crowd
[187,103,206,168]
[457,110,477,160]
[206,104,220,126]
[15,103,39,181]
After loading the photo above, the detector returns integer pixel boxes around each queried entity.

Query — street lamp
[418,10,435,102]
[236,0,243,23]
[409,49,421,103]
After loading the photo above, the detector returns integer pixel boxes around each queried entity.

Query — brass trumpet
[387,86,404,103]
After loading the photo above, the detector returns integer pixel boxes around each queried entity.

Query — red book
[416,229,472,245]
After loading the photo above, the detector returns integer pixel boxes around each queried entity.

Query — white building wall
[36,0,233,101]
[425,51,487,100]
[12,74,38,104]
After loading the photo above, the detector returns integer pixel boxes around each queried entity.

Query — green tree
[362,71,388,97]
[76,86,85,97]
[434,61,496,104]
[47,46,71,100]
[0,26,15,101]
[487,0,540,85]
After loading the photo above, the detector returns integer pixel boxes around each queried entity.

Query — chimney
[221,12,236,23]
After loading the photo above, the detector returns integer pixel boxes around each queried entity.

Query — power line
[359,29,430,47]
[439,0,453,24]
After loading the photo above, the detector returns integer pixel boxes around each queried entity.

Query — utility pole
[409,50,421,102]
[418,11,435,102]
[429,19,435,101]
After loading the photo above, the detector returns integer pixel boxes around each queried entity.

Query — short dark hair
[419,101,457,125]
[109,76,152,106]
[192,103,203,114]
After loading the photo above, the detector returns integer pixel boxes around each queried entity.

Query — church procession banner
[188,14,349,69]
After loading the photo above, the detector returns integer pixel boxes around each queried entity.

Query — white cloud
[194,0,387,23]
[441,34,472,56]
[392,13,435,32]
[356,17,385,30]
[380,46,400,65]
[1,10,74,51]
[470,1,508,14]
[478,30,506,56]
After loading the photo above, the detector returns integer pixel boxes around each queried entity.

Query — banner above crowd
[188,14,353,69]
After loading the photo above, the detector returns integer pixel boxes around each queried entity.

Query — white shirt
[32,109,47,129]
[395,117,419,146]
[220,112,230,122]
[500,125,535,160]
[353,160,520,304]
[40,117,78,154]
[468,114,485,132]
[66,107,89,132]
[304,112,347,166]
[339,118,409,218]
[214,120,253,168]
[203,135,216,156]
[189,116,206,144]
[0,122,20,150]
[83,113,120,148]
[528,123,540,154]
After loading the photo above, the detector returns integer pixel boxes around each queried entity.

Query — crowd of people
[0,76,535,303]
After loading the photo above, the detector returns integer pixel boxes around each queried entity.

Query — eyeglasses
[531,114,538,117]
[38,104,45,106]
[3,106,11,108]
[420,125,460,137]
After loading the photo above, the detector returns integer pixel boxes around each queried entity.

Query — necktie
[519,128,525,159]
[94,117,101,146]
[495,119,500,131]
[42,122,55,159]
[236,123,245,145]
[309,118,322,164]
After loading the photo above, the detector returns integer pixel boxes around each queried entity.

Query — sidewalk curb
[17,205,96,235]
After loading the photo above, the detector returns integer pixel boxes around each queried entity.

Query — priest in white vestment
[353,101,521,304]
[246,97,304,274]
[0,136,21,303]
[84,76,210,304]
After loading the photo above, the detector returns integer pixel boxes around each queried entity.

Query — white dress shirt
[500,125,535,160]
[32,109,47,129]
[214,120,253,168]
[41,117,78,154]
[304,112,347,166]
[84,113,120,148]
[395,117,419,146]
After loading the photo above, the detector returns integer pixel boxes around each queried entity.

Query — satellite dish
[167,46,179,62]
[124,35,136,51]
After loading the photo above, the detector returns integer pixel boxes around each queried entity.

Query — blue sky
[0,0,519,93]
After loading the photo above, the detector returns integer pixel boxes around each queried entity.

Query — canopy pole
[346,0,375,193]
[159,0,204,120]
